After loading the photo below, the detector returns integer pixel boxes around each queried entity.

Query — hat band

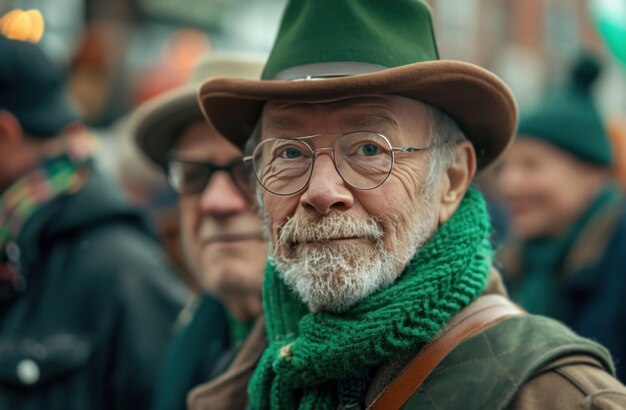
[272,62,388,81]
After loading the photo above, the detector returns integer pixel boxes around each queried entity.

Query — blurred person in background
[130,53,267,410]
[498,52,626,380]
[106,108,198,292]
[0,37,186,409]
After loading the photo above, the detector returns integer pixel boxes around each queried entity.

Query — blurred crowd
[1,0,626,408]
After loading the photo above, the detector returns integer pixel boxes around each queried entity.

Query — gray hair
[424,106,468,189]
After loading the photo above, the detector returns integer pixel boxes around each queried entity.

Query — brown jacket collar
[187,316,267,410]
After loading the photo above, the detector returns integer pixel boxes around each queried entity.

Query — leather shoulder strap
[370,295,525,410]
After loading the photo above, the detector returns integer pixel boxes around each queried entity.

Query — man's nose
[199,172,249,215]
[299,153,354,215]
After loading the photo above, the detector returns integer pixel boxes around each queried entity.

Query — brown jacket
[188,271,626,409]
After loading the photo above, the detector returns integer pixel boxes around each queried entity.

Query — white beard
[269,196,437,312]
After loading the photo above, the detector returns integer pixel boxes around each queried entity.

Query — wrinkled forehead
[172,119,241,163]
[261,95,431,140]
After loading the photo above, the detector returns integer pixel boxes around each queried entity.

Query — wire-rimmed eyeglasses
[244,131,432,196]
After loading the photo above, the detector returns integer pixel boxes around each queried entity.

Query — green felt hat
[517,52,612,167]
[198,0,517,169]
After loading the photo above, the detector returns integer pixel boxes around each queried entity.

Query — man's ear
[0,110,24,147]
[438,141,477,224]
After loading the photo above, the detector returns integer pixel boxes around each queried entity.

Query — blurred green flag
[591,0,626,68]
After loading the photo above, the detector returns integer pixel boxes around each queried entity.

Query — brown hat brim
[130,86,204,169]
[198,60,517,169]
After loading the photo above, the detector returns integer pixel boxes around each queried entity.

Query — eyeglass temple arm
[243,156,254,163]
[391,146,431,153]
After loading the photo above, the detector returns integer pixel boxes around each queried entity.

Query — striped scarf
[0,136,94,294]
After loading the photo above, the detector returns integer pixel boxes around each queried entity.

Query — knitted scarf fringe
[250,187,493,409]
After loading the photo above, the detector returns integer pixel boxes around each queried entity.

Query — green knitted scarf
[249,187,493,409]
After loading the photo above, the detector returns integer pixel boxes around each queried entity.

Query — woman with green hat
[498,52,626,381]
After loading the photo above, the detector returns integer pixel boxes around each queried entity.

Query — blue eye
[357,143,380,156]
[281,147,303,159]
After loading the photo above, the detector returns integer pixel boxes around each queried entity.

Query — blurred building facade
[2,0,625,182]
[2,0,624,125]
[429,0,626,117]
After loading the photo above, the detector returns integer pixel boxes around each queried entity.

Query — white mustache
[278,212,384,245]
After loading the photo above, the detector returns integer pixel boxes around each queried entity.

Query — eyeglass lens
[252,132,393,195]
[167,160,253,198]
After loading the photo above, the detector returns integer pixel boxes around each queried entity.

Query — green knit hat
[198,0,518,169]
[518,52,613,166]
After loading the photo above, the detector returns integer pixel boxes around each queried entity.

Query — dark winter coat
[152,293,236,410]
[0,172,186,409]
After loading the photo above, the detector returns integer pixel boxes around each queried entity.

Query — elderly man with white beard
[267,102,454,313]
[187,0,626,409]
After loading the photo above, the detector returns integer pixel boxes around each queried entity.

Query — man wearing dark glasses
[130,53,266,410]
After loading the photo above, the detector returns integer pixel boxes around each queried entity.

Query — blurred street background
[1,0,625,251]
[1,0,624,132]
